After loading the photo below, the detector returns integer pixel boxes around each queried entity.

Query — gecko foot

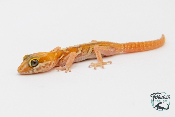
[56,66,71,73]
[89,61,112,70]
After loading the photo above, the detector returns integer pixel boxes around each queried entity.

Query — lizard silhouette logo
[150,92,170,111]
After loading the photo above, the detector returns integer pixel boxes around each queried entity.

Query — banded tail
[118,34,165,53]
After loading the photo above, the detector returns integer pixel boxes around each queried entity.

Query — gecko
[18,34,165,74]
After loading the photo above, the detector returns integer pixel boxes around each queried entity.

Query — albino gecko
[18,34,165,74]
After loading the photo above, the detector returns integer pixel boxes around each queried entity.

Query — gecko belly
[73,53,97,63]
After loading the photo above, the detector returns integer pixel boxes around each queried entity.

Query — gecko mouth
[17,66,32,74]
[17,61,33,74]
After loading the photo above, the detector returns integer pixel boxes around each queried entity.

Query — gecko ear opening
[23,55,30,61]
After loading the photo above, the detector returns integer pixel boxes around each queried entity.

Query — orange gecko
[18,34,165,74]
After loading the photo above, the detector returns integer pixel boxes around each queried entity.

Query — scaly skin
[18,34,165,74]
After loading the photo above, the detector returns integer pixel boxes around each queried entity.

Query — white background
[0,0,175,117]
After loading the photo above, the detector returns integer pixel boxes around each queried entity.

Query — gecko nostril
[17,67,22,72]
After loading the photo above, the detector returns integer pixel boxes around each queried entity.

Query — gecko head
[18,52,58,74]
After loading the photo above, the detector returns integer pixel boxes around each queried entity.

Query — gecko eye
[29,58,39,67]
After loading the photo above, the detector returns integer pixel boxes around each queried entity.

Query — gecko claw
[102,65,104,68]
[65,68,71,73]
[107,61,112,64]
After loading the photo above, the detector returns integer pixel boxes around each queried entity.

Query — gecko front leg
[56,52,77,73]
[56,48,82,73]
[89,45,117,69]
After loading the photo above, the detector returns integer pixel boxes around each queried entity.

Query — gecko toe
[89,61,112,70]
[57,66,72,73]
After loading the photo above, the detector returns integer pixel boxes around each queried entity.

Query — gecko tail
[118,34,165,53]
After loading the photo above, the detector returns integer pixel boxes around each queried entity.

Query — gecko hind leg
[89,45,117,69]
[56,52,77,73]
